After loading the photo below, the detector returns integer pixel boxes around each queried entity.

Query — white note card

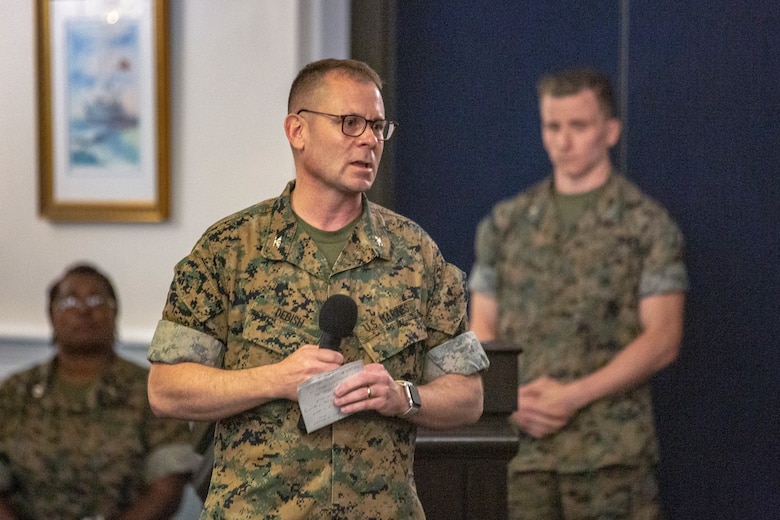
[297,360,365,433]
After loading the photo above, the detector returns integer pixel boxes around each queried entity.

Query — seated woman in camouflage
[0,263,200,520]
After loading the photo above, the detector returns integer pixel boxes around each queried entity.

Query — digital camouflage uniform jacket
[149,181,487,519]
[0,356,198,520]
[470,174,688,474]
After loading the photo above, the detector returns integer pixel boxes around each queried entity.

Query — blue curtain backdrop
[392,2,780,518]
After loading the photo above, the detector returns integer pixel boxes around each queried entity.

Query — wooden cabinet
[414,344,521,520]
[415,417,517,520]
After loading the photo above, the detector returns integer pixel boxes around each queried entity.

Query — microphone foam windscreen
[319,294,358,337]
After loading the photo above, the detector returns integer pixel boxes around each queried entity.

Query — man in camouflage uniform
[0,264,199,520]
[147,59,488,519]
[469,68,688,519]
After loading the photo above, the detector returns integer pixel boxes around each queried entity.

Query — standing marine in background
[469,67,688,519]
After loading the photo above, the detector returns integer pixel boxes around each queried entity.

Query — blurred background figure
[469,68,688,519]
[0,263,200,520]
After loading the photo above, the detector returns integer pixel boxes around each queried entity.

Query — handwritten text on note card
[297,360,365,433]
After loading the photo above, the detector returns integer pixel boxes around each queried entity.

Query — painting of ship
[84,95,138,128]
[66,19,141,169]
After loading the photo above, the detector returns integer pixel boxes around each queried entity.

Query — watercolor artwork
[67,19,141,172]
[37,0,169,222]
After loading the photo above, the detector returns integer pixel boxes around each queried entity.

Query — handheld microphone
[318,294,358,351]
[298,294,358,432]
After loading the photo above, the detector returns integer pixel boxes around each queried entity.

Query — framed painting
[37,0,169,222]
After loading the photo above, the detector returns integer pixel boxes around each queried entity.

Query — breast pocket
[233,301,318,369]
[356,299,427,376]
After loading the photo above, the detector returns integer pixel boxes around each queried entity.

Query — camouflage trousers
[507,465,661,520]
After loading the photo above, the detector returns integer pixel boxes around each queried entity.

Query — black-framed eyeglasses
[296,109,398,141]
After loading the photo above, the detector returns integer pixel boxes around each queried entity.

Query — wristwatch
[395,380,421,417]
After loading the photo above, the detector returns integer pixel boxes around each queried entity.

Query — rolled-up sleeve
[148,320,224,367]
[467,263,498,297]
[423,331,489,383]
[143,401,203,485]
[640,262,688,298]
[639,210,689,298]
[144,443,203,485]
[468,216,500,297]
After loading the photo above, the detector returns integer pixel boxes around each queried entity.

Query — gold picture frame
[37,0,169,222]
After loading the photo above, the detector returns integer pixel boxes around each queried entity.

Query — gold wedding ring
[366,386,372,399]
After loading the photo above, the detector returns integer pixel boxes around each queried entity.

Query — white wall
[0,2,348,517]
[0,0,350,346]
